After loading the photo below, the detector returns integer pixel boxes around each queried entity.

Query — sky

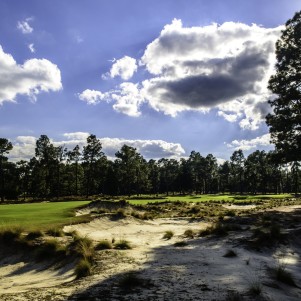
[0,0,300,162]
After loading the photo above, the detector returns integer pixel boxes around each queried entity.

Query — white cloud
[226,133,271,151]
[28,43,35,53]
[8,134,186,162]
[99,137,185,160]
[78,89,108,105]
[0,45,62,105]
[17,18,33,34]
[78,82,144,117]
[105,56,138,80]
[80,19,282,130]
[9,136,37,162]
[111,82,144,116]
[139,19,282,128]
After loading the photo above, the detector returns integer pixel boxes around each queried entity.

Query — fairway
[127,194,294,205]
[0,201,90,231]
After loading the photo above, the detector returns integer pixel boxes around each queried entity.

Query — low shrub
[183,229,194,238]
[270,264,296,286]
[199,222,228,237]
[115,208,127,218]
[71,235,95,261]
[46,228,64,237]
[75,258,92,279]
[118,272,145,289]
[247,280,262,296]
[0,227,23,242]
[163,230,174,240]
[35,238,66,261]
[95,240,113,250]
[114,239,132,250]
[26,230,44,240]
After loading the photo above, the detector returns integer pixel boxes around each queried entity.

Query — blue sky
[0,0,300,162]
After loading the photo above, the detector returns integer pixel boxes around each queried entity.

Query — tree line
[0,134,300,202]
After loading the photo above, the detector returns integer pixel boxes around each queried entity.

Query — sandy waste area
[1,205,301,300]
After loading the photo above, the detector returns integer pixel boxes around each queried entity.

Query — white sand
[1,206,301,300]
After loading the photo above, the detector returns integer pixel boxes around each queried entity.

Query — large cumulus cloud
[79,19,282,130]
[0,46,62,105]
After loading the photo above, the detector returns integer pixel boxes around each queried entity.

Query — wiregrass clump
[95,239,113,250]
[183,229,194,238]
[26,230,44,240]
[35,238,66,261]
[46,228,65,237]
[118,272,146,289]
[114,239,132,250]
[163,230,174,240]
[199,222,228,237]
[75,258,92,279]
[270,263,297,286]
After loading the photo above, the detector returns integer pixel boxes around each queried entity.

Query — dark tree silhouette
[0,138,13,202]
[266,10,301,162]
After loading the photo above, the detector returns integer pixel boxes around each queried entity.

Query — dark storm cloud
[146,43,271,108]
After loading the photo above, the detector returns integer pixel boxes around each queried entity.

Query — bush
[199,222,228,237]
[26,230,44,240]
[114,239,132,250]
[183,229,194,238]
[71,235,95,261]
[272,264,296,286]
[95,240,113,250]
[0,227,23,242]
[46,228,64,237]
[115,209,127,218]
[35,238,66,261]
[162,230,174,240]
[118,272,144,289]
[75,258,92,279]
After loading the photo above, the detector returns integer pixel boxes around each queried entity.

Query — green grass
[0,201,90,231]
[127,194,293,205]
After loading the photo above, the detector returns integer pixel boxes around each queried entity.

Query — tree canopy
[266,10,301,162]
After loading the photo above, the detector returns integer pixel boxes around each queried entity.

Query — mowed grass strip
[127,194,294,205]
[0,201,90,231]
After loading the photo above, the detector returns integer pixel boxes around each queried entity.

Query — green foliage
[75,258,92,279]
[162,230,174,240]
[35,238,66,261]
[183,229,194,238]
[0,226,23,242]
[271,263,297,286]
[46,228,64,237]
[26,230,44,240]
[114,239,132,250]
[118,272,145,289]
[199,222,228,237]
[95,240,113,250]
[71,235,95,261]
[266,10,301,162]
